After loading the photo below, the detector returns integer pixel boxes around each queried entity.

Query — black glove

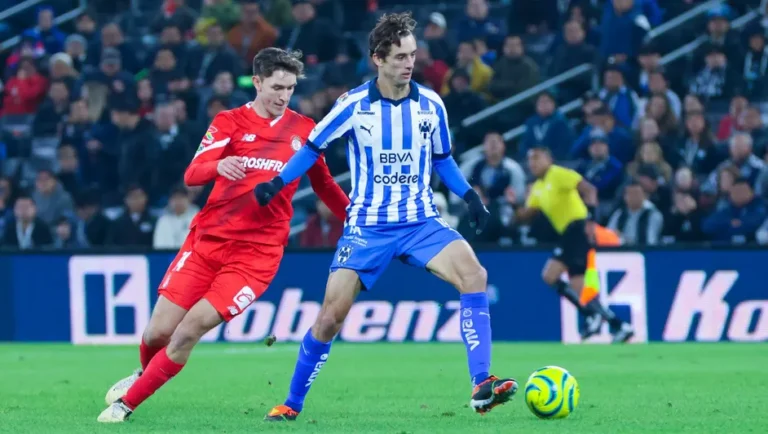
[464,189,490,234]
[254,177,285,206]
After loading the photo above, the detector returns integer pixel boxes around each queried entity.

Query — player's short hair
[252,47,305,79]
[369,12,417,59]
[529,146,552,157]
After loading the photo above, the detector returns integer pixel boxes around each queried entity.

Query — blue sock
[284,329,332,412]
[460,292,492,386]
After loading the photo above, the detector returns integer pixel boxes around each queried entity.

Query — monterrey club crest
[291,136,302,151]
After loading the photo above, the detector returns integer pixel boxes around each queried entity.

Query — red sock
[139,338,162,370]
[123,349,184,410]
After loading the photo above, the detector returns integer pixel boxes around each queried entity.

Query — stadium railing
[0,0,88,52]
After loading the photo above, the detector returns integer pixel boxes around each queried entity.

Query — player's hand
[217,156,246,181]
[463,189,490,234]
[254,177,286,206]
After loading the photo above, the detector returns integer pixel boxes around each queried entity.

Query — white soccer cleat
[97,400,133,423]
[104,368,142,405]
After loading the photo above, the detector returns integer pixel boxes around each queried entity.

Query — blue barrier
[1,249,766,343]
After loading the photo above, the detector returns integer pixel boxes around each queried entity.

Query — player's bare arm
[515,206,540,223]
[577,179,598,207]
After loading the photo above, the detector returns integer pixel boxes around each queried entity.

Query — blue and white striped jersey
[309,80,452,226]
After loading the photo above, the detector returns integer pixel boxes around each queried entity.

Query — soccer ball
[524,366,579,419]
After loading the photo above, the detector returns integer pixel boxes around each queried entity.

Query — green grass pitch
[1,343,766,433]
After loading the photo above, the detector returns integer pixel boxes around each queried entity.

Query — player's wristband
[463,188,481,205]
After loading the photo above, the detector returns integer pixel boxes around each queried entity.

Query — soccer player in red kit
[97,48,349,423]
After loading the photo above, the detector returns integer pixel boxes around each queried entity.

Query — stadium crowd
[1,0,768,251]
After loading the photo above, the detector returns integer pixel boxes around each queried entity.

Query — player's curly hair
[252,47,305,79]
[369,12,417,60]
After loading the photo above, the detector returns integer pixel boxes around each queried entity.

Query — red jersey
[184,103,349,246]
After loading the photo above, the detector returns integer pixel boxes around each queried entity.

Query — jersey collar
[368,78,420,105]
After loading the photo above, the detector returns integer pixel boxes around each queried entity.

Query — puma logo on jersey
[241,157,284,172]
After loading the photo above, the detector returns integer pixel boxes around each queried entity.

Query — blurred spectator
[261,0,295,28]
[228,0,278,67]
[742,29,768,99]
[637,117,675,161]
[156,22,197,79]
[190,22,243,87]
[488,35,540,102]
[703,132,765,194]
[1,194,53,249]
[577,134,625,204]
[57,144,84,198]
[151,0,199,35]
[606,180,664,245]
[688,44,742,103]
[5,32,46,72]
[627,141,673,183]
[62,99,93,157]
[108,185,156,247]
[520,92,575,161]
[149,48,187,104]
[197,0,242,35]
[137,79,156,118]
[299,198,343,248]
[571,106,634,164]
[693,5,742,71]
[88,23,141,74]
[467,132,526,205]
[598,65,639,128]
[644,69,681,119]
[423,12,452,66]
[549,20,597,101]
[53,216,87,249]
[29,6,67,54]
[637,94,678,140]
[153,103,196,199]
[65,35,89,73]
[635,163,671,218]
[741,106,768,157]
[74,11,97,42]
[1,57,48,116]
[72,190,110,247]
[716,94,749,141]
[673,111,725,178]
[31,169,75,227]
[276,0,341,66]
[673,166,698,197]
[635,43,660,96]
[49,53,79,87]
[599,0,651,62]
[662,189,706,244]
[414,41,449,92]
[153,186,199,249]
[702,177,767,244]
[472,38,496,66]
[706,164,741,212]
[32,79,71,137]
[441,41,493,99]
[682,93,705,114]
[197,71,250,120]
[459,0,507,51]
[81,47,137,100]
[111,99,161,198]
[442,69,487,128]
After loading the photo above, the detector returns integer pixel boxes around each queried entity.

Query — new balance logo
[242,134,256,142]
[306,353,329,387]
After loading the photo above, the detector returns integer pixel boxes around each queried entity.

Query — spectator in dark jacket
[108,185,157,247]
[742,30,768,99]
[468,132,526,205]
[703,132,766,194]
[550,20,598,101]
[32,79,71,137]
[188,22,243,87]
[423,12,453,66]
[57,145,85,198]
[662,189,706,244]
[692,5,743,71]
[598,65,639,129]
[571,106,635,164]
[488,35,540,102]
[53,216,88,249]
[29,6,67,54]
[458,0,507,51]
[442,69,486,129]
[599,0,650,62]
[673,111,726,177]
[702,177,767,244]
[31,169,75,227]
[689,44,743,103]
[111,99,161,199]
[276,0,340,65]
[152,103,196,203]
[80,47,137,101]
[607,180,664,245]
[300,199,344,248]
[72,190,110,247]
[1,195,53,249]
[150,0,199,35]
[520,92,576,161]
[86,23,141,74]
[577,134,625,202]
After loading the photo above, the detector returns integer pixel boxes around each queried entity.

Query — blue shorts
[329,217,464,290]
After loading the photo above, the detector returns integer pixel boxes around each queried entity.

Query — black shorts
[551,220,591,276]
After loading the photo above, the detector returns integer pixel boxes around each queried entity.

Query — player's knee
[458,264,487,293]
[143,325,173,348]
[314,310,343,341]
[168,321,206,352]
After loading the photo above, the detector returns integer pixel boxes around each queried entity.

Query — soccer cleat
[104,368,142,405]
[612,322,635,343]
[470,375,519,414]
[97,399,133,423]
[581,313,604,340]
[264,404,299,422]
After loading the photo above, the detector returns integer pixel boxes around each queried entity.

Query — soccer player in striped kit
[255,12,518,421]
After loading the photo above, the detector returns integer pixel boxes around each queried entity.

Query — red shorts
[158,229,284,321]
